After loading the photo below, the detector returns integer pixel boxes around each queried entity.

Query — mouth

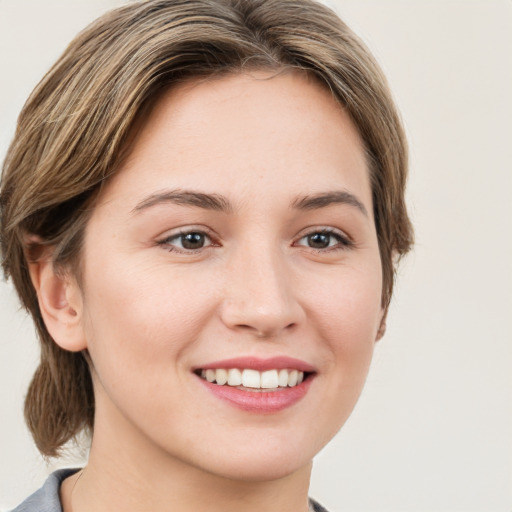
[194,368,312,392]
[193,357,315,412]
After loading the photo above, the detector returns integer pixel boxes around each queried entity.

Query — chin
[199,453,312,483]
[180,430,322,483]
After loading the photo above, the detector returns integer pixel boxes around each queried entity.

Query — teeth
[242,369,260,388]
[216,368,228,385]
[227,368,242,386]
[261,370,279,389]
[200,368,306,389]
[278,369,289,387]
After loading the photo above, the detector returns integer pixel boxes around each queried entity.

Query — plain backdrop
[1,1,511,510]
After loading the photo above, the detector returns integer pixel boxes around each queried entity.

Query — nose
[219,247,305,339]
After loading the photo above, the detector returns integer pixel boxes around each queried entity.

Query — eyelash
[157,229,216,254]
[157,227,354,254]
[294,228,354,252]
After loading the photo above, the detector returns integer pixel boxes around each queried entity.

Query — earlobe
[375,311,387,342]
[26,244,87,352]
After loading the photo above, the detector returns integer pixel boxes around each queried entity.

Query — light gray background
[1,1,511,510]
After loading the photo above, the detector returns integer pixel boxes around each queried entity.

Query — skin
[33,70,384,512]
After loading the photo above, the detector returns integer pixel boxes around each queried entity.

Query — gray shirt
[10,469,78,512]
[10,469,329,511]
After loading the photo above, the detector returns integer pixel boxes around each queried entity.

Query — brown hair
[0,0,413,457]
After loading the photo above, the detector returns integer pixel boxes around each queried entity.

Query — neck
[61,413,313,512]
[63,454,313,512]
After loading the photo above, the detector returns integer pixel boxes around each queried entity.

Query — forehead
[97,69,371,212]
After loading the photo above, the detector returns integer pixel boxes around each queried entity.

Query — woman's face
[76,70,384,481]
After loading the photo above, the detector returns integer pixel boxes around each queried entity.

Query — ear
[26,239,87,352]
[375,309,388,342]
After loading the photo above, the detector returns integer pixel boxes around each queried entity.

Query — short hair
[0,0,413,457]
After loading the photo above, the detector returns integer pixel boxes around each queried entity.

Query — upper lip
[194,356,316,373]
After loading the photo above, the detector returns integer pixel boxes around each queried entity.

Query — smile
[198,368,305,391]
[194,357,315,413]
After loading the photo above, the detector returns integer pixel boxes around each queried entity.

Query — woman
[0,0,413,510]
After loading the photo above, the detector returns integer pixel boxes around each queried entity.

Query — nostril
[219,294,305,338]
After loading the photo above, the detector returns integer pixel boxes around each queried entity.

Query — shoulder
[309,497,331,512]
[9,468,80,512]
[11,473,329,512]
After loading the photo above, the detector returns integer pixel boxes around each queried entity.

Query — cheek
[80,255,218,381]
[79,264,221,432]
[295,264,382,451]
[307,261,382,393]
[311,261,383,341]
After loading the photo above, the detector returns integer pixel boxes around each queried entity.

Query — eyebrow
[291,191,368,217]
[132,189,232,214]
[132,188,368,217]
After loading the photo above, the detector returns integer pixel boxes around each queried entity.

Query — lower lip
[197,376,313,413]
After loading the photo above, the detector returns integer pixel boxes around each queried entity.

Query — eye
[296,229,352,250]
[159,230,214,252]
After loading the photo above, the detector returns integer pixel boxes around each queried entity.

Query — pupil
[182,233,204,249]
[308,233,329,248]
